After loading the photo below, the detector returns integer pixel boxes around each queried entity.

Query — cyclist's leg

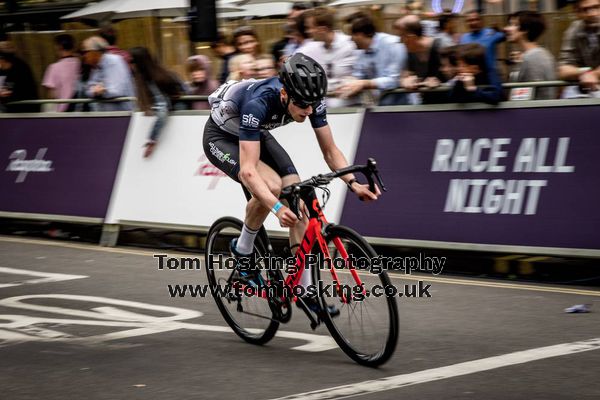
[203,119,283,255]
[225,162,281,264]
[240,162,282,250]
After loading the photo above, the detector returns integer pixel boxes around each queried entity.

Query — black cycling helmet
[279,52,327,106]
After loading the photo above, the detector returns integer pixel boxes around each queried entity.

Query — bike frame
[237,188,365,306]
[284,190,364,305]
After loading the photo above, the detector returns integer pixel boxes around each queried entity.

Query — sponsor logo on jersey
[315,100,326,114]
[242,113,260,129]
[208,142,237,166]
[262,122,281,130]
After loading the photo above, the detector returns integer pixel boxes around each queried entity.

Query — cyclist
[203,53,379,309]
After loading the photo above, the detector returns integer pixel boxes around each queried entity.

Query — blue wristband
[271,201,284,215]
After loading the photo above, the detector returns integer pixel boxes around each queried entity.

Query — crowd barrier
[341,99,600,257]
[0,113,130,223]
[103,109,364,236]
[1,99,599,257]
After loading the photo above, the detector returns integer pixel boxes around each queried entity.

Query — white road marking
[0,235,190,258]
[0,294,336,352]
[0,267,88,289]
[269,338,600,400]
[393,273,600,297]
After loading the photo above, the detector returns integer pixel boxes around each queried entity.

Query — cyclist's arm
[239,141,298,226]
[238,140,280,210]
[314,124,379,200]
[313,124,356,184]
[238,98,297,222]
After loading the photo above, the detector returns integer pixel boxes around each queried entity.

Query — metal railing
[1,81,589,110]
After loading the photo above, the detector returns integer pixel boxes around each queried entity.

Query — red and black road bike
[205,159,399,366]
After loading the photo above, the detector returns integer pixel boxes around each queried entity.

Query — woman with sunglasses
[202,53,380,303]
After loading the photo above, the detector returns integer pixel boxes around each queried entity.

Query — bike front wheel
[315,225,399,367]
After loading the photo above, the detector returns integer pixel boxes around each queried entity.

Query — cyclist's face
[282,92,314,121]
[288,100,313,121]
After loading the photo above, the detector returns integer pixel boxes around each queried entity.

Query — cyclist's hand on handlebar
[276,206,299,227]
[353,183,380,202]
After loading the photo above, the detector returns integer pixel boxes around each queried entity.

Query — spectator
[233,26,261,58]
[255,54,278,79]
[439,45,459,82]
[436,11,459,48]
[558,0,600,94]
[337,12,408,106]
[286,12,317,57]
[271,3,310,69]
[460,10,505,88]
[227,54,256,81]
[130,47,183,158]
[68,46,93,113]
[99,25,131,63]
[210,30,237,84]
[304,6,357,107]
[42,34,81,112]
[0,41,40,113]
[185,55,219,110]
[396,14,446,104]
[288,2,310,19]
[82,36,134,111]
[421,16,440,38]
[448,43,502,104]
[505,11,557,100]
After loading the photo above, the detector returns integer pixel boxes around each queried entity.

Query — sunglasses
[291,98,320,109]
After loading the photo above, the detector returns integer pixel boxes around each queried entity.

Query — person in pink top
[42,34,81,112]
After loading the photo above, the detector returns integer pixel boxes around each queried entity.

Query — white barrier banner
[105,111,364,232]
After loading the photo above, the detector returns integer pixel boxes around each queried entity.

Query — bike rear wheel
[315,225,399,367]
[205,217,279,345]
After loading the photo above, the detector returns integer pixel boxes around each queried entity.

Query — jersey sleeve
[239,98,269,141]
[309,99,328,129]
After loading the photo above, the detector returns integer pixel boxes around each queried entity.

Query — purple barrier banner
[1,116,130,219]
[341,105,600,251]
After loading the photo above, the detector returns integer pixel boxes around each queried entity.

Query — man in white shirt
[304,7,358,107]
[285,12,316,58]
[82,36,134,111]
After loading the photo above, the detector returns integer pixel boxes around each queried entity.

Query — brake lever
[375,171,387,192]
[365,158,378,194]
[288,185,302,220]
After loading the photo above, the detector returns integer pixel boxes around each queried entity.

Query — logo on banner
[196,154,227,190]
[6,148,54,183]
